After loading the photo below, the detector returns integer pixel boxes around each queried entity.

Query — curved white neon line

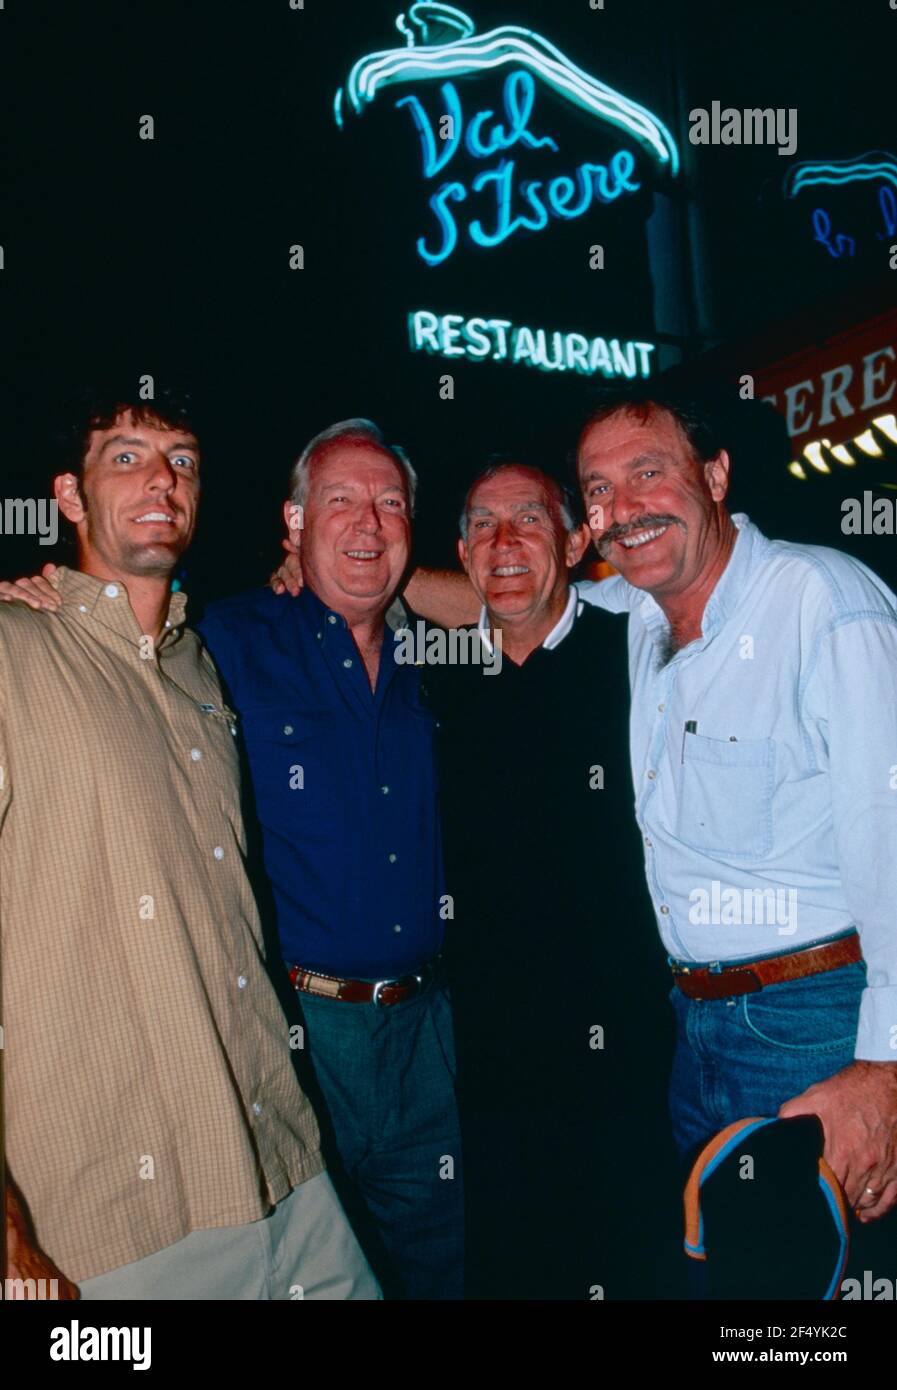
[339,17,678,173]
[352,37,675,169]
[785,152,897,197]
[360,43,662,150]
[795,166,897,193]
[364,47,674,170]
[357,42,661,148]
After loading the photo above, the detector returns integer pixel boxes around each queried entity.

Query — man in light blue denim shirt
[576,385,897,1229]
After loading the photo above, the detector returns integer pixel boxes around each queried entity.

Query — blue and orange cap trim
[682,1116,850,1300]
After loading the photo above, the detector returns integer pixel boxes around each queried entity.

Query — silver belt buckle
[372,971,425,1006]
[372,978,396,1007]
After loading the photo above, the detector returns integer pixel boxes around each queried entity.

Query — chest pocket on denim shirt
[238,708,339,822]
[676,731,776,858]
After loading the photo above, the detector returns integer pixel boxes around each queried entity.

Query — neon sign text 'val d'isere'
[333,4,679,266]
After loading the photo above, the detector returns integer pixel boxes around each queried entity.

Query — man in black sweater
[421,461,682,1299]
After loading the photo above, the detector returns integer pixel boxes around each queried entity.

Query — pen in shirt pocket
[681,719,697,764]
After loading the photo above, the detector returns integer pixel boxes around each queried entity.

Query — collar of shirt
[54,564,187,650]
[476,585,584,656]
[626,513,765,647]
[296,582,411,708]
[298,582,407,645]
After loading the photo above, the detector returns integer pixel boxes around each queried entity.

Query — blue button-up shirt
[579,514,897,1061]
[197,586,444,978]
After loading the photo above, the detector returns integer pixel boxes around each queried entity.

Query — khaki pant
[79,1172,381,1300]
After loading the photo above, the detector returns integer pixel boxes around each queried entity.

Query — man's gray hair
[288,418,418,515]
[459,462,578,540]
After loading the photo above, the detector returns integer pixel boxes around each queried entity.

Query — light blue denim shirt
[578,514,897,1061]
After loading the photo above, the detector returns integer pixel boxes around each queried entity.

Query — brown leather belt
[288,961,435,1007]
[671,932,861,1000]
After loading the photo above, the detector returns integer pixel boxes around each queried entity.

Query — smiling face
[577,406,731,601]
[56,409,200,579]
[292,441,411,620]
[458,464,586,621]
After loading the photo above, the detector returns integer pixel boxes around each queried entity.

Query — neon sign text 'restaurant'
[409,309,656,378]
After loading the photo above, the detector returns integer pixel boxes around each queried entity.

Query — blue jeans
[668,958,897,1294]
[668,960,866,1165]
[297,978,463,1300]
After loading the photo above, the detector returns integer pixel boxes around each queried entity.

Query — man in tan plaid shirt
[0,387,379,1299]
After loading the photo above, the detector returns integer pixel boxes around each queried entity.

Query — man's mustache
[596,514,686,559]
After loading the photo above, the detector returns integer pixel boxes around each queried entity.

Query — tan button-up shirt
[0,567,323,1283]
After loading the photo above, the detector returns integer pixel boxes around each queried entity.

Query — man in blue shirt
[195,420,461,1301]
[574,385,897,1237]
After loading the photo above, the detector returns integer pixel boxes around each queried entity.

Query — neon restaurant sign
[409,309,656,378]
[334,3,679,267]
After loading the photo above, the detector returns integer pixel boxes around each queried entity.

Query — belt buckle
[372,972,425,1006]
[372,977,401,1007]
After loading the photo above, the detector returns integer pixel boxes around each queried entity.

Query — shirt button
[104,583,119,598]
[252,1101,263,1116]
[316,632,322,640]
[381,785,390,795]
[165,619,172,629]
[213,846,224,860]
[328,614,337,625]
[78,604,88,613]
[283,724,293,735]
[237,974,248,989]
[388,853,397,863]
[190,748,202,761]
[393,924,402,933]
[659,905,670,915]
[343,658,353,669]
[646,770,656,780]
[657,703,665,713]
[644,837,653,848]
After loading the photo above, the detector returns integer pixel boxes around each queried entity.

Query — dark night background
[3,0,897,603]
